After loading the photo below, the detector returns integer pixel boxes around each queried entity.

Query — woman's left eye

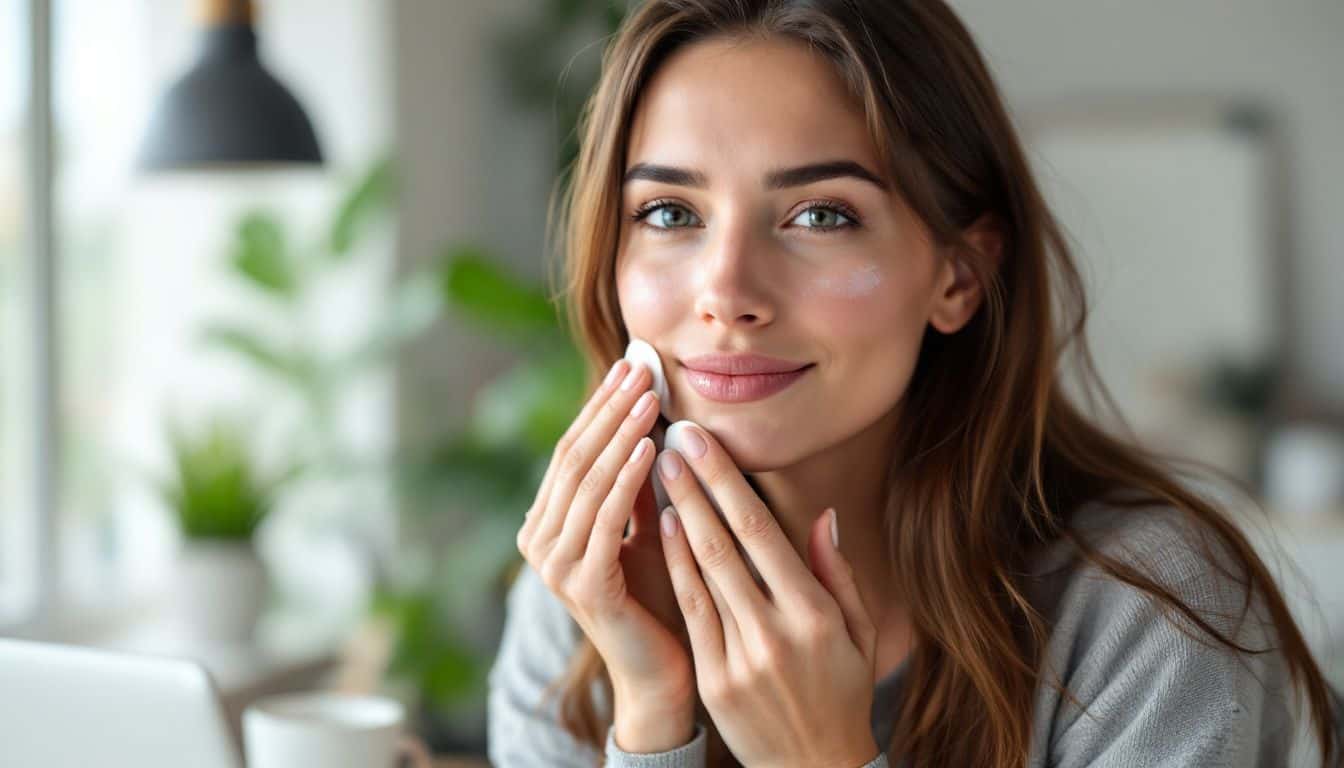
[788,204,858,231]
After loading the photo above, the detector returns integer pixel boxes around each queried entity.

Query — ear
[928,213,1005,335]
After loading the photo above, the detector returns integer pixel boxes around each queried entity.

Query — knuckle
[735,502,774,541]
[578,467,602,496]
[795,608,834,647]
[701,676,733,706]
[695,535,734,571]
[561,443,588,475]
[591,505,627,540]
[749,635,786,671]
[553,433,576,461]
[538,557,565,591]
[679,586,712,620]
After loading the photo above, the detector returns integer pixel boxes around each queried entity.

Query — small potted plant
[156,413,300,644]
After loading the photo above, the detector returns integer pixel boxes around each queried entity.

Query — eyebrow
[622,159,889,191]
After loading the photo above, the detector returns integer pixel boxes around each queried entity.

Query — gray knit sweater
[488,497,1336,766]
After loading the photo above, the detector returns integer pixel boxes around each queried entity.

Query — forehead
[625,36,881,177]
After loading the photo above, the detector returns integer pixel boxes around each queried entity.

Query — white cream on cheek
[800,263,885,299]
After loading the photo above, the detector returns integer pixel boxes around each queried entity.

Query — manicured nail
[658,451,682,480]
[628,437,650,464]
[631,390,656,418]
[604,360,628,388]
[829,508,839,549]
[620,362,645,390]
[660,506,679,538]
[682,426,707,459]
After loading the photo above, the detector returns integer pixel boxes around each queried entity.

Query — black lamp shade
[138,23,323,171]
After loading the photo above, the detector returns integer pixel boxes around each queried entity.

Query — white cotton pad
[622,338,670,408]
[625,338,673,511]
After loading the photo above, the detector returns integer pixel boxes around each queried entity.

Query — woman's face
[616,36,985,472]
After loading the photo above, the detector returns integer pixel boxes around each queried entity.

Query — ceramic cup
[243,691,433,768]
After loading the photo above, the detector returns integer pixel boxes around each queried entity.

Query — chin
[689,412,800,472]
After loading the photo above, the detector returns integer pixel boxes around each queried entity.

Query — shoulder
[1027,495,1299,766]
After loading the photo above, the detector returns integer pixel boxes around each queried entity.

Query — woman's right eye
[630,201,700,234]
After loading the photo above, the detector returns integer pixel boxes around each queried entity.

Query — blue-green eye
[789,205,856,230]
[631,200,700,232]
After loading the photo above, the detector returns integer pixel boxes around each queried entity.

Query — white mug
[243,691,433,768]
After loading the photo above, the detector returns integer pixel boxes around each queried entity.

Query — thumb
[809,508,877,663]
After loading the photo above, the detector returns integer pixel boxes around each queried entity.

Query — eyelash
[628,197,862,235]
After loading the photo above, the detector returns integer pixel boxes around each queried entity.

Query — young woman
[491,1,1343,766]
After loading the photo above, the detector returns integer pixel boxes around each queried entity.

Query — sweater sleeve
[1041,508,1297,767]
[604,721,708,766]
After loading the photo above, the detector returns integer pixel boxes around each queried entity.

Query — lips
[680,356,815,403]
[680,353,812,376]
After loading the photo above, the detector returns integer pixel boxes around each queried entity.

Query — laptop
[0,637,242,768]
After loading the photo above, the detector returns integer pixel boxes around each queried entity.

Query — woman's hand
[654,422,882,768]
[515,359,693,711]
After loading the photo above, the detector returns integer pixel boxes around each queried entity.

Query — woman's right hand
[515,357,694,708]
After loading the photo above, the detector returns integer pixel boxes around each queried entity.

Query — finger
[657,447,769,629]
[518,358,630,552]
[552,388,659,563]
[809,508,877,662]
[658,505,727,680]
[581,436,656,573]
[665,422,822,609]
[529,361,650,559]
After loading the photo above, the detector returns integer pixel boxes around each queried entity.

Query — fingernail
[620,362,645,390]
[658,450,682,480]
[604,360,628,388]
[631,390,656,418]
[829,508,839,549]
[682,426,706,459]
[628,437,650,464]
[660,506,679,538]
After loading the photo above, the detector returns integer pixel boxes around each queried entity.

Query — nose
[692,221,775,329]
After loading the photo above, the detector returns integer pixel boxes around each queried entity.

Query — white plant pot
[172,539,269,644]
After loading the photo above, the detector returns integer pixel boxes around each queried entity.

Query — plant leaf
[470,351,585,453]
[439,245,561,341]
[199,323,323,393]
[230,211,297,298]
[329,155,397,260]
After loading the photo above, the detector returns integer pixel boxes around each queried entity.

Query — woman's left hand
[654,422,882,768]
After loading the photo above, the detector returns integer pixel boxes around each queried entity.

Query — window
[2,0,394,642]
[1,0,38,626]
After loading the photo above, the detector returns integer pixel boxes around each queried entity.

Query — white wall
[949,0,1344,411]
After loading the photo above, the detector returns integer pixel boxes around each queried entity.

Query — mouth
[680,362,815,403]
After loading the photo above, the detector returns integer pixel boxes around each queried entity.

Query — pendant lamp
[138,0,323,171]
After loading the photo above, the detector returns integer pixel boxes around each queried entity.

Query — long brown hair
[536,1,1341,765]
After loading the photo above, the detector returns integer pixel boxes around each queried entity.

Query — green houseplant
[156,413,299,643]
[365,2,629,751]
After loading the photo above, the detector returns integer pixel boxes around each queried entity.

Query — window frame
[1,0,57,637]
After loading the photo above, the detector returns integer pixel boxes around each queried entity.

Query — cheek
[804,263,928,390]
[617,262,685,331]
